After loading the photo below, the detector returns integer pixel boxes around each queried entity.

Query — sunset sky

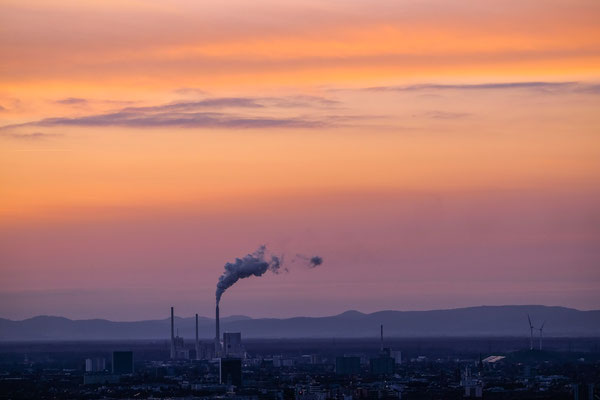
[1,0,599,321]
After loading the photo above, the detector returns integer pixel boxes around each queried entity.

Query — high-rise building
[219,357,242,386]
[461,367,483,398]
[391,350,402,365]
[112,351,134,375]
[223,332,243,357]
[85,357,106,372]
[572,383,596,400]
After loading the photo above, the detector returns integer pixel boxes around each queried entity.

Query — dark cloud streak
[121,98,264,113]
[1,96,350,131]
[364,81,579,92]
[3,111,329,130]
[0,132,62,140]
[55,97,88,105]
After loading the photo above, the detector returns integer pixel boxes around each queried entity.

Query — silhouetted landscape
[2,306,599,341]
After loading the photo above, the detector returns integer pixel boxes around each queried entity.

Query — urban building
[83,374,120,385]
[85,357,106,372]
[112,351,134,375]
[391,350,402,365]
[369,356,395,375]
[223,332,244,357]
[219,357,242,386]
[335,356,361,375]
[461,367,483,398]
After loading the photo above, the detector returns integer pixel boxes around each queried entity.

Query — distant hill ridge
[1,305,598,340]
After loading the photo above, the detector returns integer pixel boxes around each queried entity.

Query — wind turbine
[527,314,535,351]
[538,321,546,351]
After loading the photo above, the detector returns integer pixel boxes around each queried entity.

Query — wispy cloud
[173,87,208,96]
[167,94,339,108]
[577,84,600,94]
[55,97,88,105]
[121,97,264,113]
[419,111,471,120]
[53,98,138,107]
[2,96,350,131]
[4,112,328,130]
[364,81,579,92]
[1,132,63,140]
[266,95,341,108]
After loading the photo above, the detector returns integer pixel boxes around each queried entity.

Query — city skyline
[1,0,599,321]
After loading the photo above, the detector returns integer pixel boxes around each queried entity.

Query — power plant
[212,246,322,358]
[163,248,320,362]
[370,323,398,375]
[169,307,189,360]
[166,306,243,361]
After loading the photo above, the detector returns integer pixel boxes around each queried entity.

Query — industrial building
[369,324,396,375]
[223,332,244,357]
[169,306,194,360]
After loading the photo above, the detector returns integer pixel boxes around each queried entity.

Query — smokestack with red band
[215,303,221,356]
[170,307,175,359]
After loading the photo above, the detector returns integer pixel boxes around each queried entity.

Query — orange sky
[0,0,599,319]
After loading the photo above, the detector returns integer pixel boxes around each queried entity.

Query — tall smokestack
[380,324,384,353]
[170,307,175,359]
[215,304,221,356]
[195,313,200,360]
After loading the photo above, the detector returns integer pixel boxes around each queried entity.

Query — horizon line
[2,304,595,323]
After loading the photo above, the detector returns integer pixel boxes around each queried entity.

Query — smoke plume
[294,254,324,268]
[215,245,323,304]
[308,256,323,267]
[216,245,282,304]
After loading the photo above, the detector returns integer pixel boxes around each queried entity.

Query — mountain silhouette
[1,305,598,340]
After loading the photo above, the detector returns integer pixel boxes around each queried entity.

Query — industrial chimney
[195,313,200,360]
[215,304,221,356]
[170,307,175,359]
[380,324,384,353]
